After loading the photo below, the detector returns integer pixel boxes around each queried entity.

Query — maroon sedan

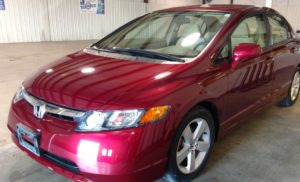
[7,5,300,182]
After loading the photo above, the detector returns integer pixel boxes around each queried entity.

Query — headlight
[106,109,144,129]
[76,106,170,131]
[76,111,110,131]
[13,85,25,104]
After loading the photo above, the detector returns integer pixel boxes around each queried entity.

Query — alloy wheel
[290,71,300,101]
[176,118,211,174]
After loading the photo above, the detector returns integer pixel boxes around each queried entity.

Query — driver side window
[216,15,267,64]
[231,15,268,51]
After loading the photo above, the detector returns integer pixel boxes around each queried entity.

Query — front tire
[165,107,215,182]
[279,68,300,107]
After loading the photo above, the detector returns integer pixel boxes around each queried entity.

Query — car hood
[24,51,185,110]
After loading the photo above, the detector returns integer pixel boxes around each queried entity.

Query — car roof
[158,4,269,13]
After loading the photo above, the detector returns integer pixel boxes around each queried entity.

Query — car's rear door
[266,13,299,101]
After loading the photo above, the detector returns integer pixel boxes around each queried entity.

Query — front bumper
[7,100,170,182]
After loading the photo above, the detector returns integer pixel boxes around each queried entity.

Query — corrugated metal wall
[233,0,267,7]
[0,0,203,43]
[146,0,201,12]
[0,0,50,43]
[209,0,268,6]
[272,0,300,31]
[1,0,300,43]
[48,0,146,41]
[0,0,146,43]
[209,0,231,4]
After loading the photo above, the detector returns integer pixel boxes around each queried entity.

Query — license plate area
[16,123,40,157]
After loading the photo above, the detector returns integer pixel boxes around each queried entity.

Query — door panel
[221,14,273,130]
[267,14,298,101]
[240,57,274,92]
[271,43,297,101]
[222,53,274,130]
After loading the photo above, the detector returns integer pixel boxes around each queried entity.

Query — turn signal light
[140,106,170,124]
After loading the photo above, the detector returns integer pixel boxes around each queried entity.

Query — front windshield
[94,11,231,58]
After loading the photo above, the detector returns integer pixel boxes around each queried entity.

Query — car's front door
[266,13,298,102]
[222,14,274,130]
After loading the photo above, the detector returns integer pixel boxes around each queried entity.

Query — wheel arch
[165,100,220,178]
[194,101,220,141]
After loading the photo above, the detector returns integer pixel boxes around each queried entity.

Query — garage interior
[0,0,300,182]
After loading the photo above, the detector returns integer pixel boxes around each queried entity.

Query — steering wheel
[193,39,209,51]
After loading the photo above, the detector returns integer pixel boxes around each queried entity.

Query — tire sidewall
[288,68,300,105]
[279,68,300,107]
[166,107,215,181]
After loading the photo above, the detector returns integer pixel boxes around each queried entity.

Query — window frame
[214,12,268,64]
[265,12,294,47]
[93,11,232,60]
[214,39,232,64]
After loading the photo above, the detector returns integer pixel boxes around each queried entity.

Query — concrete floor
[0,41,300,182]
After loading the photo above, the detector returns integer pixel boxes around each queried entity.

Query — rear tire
[279,68,300,107]
[165,107,215,182]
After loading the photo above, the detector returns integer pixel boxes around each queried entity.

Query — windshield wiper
[89,46,118,54]
[110,48,185,63]
[88,46,185,63]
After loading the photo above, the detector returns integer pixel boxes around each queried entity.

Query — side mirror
[231,43,262,69]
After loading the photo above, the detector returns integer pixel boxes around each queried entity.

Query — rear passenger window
[268,15,290,44]
[231,15,268,51]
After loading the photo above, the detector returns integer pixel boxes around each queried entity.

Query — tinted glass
[219,44,230,59]
[95,12,231,58]
[268,14,290,44]
[231,15,268,50]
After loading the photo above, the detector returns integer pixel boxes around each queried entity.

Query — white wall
[147,0,201,12]
[1,0,300,43]
[0,0,202,43]
[233,0,267,6]
[209,0,231,4]
[0,0,147,43]
[272,0,300,31]
[48,0,146,41]
[0,0,50,43]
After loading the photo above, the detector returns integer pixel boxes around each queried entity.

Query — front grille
[23,91,86,122]
[42,150,81,174]
[47,113,74,121]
